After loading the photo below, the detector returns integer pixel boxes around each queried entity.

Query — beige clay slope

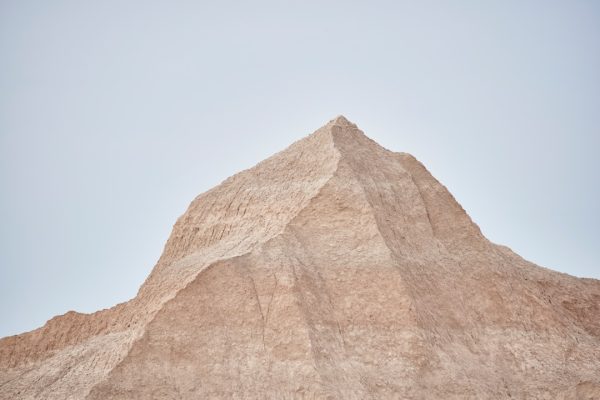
[1,116,600,399]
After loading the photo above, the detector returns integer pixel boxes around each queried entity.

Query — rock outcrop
[1,116,599,399]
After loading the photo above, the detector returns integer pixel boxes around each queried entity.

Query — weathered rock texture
[1,116,599,399]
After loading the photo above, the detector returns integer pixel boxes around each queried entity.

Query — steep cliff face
[1,116,599,399]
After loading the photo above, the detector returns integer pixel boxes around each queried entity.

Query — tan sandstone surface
[1,116,599,399]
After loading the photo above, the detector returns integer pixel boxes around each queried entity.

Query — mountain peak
[2,117,599,400]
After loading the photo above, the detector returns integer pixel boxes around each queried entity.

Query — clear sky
[1,1,598,338]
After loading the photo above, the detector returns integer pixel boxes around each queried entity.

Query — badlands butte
[1,116,599,400]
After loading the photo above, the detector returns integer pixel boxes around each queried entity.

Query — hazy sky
[1,1,598,338]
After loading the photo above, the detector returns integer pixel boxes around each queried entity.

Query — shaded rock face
[1,116,599,399]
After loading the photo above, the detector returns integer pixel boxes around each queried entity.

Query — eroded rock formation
[1,116,599,399]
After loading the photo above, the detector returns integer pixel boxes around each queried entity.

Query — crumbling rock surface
[1,116,599,399]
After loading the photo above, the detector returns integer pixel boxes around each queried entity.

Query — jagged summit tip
[328,114,355,127]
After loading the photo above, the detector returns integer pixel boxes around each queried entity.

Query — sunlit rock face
[1,116,599,400]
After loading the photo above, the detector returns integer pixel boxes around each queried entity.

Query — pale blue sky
[1,1,598,338]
